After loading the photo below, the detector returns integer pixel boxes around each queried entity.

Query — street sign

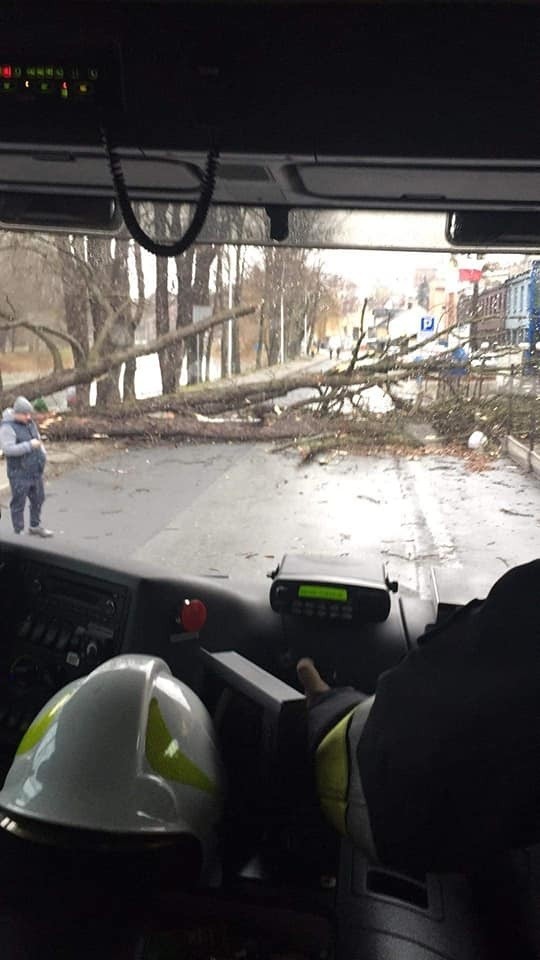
[420,315,435,333]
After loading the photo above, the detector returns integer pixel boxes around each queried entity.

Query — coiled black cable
[101,126,220,257]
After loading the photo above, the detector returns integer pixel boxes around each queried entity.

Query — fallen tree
[40,410,324,443]
[32,352,499,421]
[39,407,420,449]
[0,303,257,408]
[35,368,539,465]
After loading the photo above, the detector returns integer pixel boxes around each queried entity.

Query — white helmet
[0,655,224,869]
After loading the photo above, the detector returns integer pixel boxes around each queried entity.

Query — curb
[505,434,540,478]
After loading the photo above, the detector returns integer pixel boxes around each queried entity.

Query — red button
[180,599,207,633]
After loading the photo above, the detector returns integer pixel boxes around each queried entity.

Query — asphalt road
[2,442,539,599]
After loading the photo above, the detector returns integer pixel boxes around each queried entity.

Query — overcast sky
[136,210,528,301]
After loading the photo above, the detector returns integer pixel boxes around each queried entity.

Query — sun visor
[0,150,203,198]
[290,164,540,211]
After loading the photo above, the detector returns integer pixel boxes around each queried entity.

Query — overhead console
[0,3,539,212]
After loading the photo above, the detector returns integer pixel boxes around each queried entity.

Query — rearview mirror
[447,211,540,247]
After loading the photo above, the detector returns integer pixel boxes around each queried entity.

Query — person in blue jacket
[0,396,53,537]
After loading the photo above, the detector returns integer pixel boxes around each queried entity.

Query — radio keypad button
[55,624,72,652]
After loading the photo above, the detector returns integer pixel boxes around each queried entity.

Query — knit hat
[13,397,34,414]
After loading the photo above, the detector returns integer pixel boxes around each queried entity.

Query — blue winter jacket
[0,408,47,478]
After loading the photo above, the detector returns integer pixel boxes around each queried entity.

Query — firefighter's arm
[297,658,378,861]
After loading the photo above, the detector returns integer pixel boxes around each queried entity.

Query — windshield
[1,211,539,600]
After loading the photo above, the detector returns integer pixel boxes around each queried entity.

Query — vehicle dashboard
[0,538,432,769]
[1,539,538,960]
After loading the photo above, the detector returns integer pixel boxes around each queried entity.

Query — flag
[459,268,483,283]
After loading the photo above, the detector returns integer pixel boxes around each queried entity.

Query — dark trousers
[9,473,45,533]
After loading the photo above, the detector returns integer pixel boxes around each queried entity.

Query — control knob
[104,599,116,618]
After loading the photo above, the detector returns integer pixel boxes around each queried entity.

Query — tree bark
[124,242,146,401]
[186,246,216,384]
[155,249,176,395]
[86,238,120,407]
[55,236,91,408]
[40,411,325,444]
[231,245,244,374]
[256,301,265,369]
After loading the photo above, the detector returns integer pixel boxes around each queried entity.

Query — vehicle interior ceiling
[0,2,539,958]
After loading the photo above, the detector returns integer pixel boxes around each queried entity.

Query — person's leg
[9,476,28,534]
[28,476,45,529]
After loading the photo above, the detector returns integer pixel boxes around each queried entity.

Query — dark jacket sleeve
[356,561,540,873]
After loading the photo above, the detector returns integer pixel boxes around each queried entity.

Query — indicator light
[2,81,13,92]
[13,67,21,78]
[179,599,207,633]
[36,66,44,78]
[54,67,64,79]
[89,67,99,79]
[26,67,35,78]
[24,80,30,89]
[1,65,12,79]
[79,82,88,94]
[45,66,53,78]
[40,82,50,93]
[60,84,68,99]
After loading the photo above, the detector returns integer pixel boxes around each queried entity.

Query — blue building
[505,262,540,363]
[505,271,529,344]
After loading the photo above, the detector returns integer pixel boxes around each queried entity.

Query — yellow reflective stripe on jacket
[315,708,356,836]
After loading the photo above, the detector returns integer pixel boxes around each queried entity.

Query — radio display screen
[298,584,348,602]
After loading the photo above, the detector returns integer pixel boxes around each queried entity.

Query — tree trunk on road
[40,411,325,444]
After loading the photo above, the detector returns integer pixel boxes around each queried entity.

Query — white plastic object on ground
[468,430,488,450]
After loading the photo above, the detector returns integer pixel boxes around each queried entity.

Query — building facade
[505,271,530,342]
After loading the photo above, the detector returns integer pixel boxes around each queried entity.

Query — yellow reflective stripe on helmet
[315,708,356,836]
[16,690,75,756]
[145,697,217,796]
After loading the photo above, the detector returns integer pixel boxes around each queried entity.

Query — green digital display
[298,584,348,602]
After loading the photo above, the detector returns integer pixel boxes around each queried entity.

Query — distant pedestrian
[0,397,53,537]
[329,334,341,360]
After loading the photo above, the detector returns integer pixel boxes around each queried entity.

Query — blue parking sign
[420,315,435,332]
